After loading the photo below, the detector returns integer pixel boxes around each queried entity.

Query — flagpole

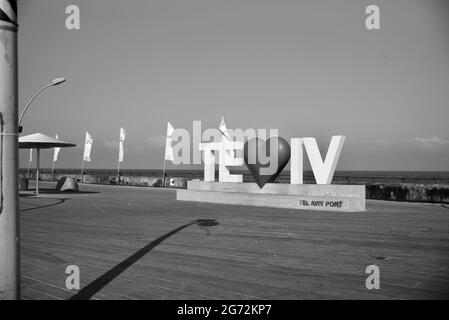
[51,159,55,181]
[52,135,58,181]
[163,122,174,187]
[80,159,84,183]
[162,158,166,187]
[27,155,31,179]
[162,131,166,187]
[117,151,120,185]
[81,131,91,183]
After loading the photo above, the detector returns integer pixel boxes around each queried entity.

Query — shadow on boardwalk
[69,219,219,300]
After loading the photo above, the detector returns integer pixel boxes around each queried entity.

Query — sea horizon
[22,168,449,175]
[20,168,449,185]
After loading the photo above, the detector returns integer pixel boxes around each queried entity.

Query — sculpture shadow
[69,219,219,300]
[24,188,99,195]
[19,193,35,198]
[20,198,69,212]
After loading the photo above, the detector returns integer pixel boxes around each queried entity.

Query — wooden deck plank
[19,182,449,299]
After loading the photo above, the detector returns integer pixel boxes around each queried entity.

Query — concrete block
[177,181,365,212]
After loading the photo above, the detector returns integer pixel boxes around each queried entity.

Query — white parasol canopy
[19,133,76,195]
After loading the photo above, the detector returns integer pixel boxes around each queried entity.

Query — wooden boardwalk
[19,182,449,299]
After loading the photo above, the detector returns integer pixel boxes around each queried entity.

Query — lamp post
[18,77,66,133]
[0,0,19,300]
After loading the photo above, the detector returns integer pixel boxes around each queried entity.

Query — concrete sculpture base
[177,181,366,212]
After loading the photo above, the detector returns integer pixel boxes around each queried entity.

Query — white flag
[53,134,61,162]
[219,116,232,141]
[83,131,93,162]
[119,127,126,142]
[164,122,175,161]
[119,127,126,163]
[29,149,33,162]
[219,116,235,159]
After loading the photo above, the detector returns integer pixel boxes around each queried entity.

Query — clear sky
[17,0,449,171]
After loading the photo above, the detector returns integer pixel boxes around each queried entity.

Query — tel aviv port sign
[169,121,365,212]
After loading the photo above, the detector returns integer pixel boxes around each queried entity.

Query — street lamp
[18,77,66,133]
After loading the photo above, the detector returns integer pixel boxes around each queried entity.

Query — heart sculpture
[243,137,291,189]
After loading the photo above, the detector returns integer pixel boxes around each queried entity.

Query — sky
[17,0,449,171]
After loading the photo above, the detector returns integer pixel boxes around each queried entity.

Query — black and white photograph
[1,0,449,309]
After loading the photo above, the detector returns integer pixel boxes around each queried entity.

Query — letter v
[303,136,345,184]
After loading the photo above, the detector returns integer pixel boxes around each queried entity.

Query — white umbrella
[19,133,76,195]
